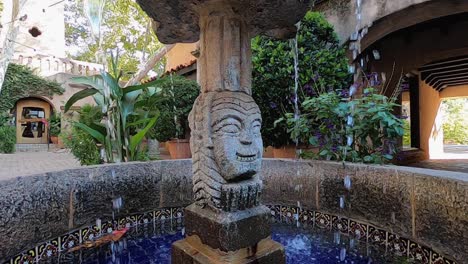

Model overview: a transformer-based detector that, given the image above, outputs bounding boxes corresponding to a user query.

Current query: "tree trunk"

[124,44,175,87]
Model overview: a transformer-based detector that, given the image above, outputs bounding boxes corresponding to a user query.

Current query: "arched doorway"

[14,98,53,144]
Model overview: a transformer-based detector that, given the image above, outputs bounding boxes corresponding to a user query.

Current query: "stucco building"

[2,0,101,148]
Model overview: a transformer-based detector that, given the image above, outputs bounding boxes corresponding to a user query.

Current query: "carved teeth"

[236,154,257,162]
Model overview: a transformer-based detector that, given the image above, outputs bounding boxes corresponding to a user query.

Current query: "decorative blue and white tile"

[12,249,36,264]
[154,208,171,221]
[81,225,100,242]
[387,233,409,257]
[280,206,298,222]
[119,215,138,228]
[408,241,430,264]
[431,252,457,264]
[298,209,314,226]
[349,220,367,241]
[101,220,115,234]
[60,230,81,251]
[331,215,349,234]
[171,207,184,219]
[37,238,60,261]
[367,225,387,248]
[269,205,281,219]
[138,211,155,225]
[314,212,331,229]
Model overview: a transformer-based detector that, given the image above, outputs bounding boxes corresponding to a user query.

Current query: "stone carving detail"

[189,91,263,211]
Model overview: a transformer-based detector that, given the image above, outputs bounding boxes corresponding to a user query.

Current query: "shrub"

[149,75,199,141]
[61,104,102,165]
[0,126,16,154]
[252,11,350,147]
[62,129,102,165]
[286,88,404,164]
[48,113,61,136]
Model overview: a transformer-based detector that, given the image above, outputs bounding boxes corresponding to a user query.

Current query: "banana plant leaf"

[74,122,106,143]
[70,75,105,91]
[129,114,159,159]
[64,88,99,112]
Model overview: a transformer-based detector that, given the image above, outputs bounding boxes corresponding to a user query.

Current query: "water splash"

[339,196,345,209]
[334,232,341,244]
[286,234,312,253]
[340,247,347,261]
[344,175,352,190]
[112,197,123,211]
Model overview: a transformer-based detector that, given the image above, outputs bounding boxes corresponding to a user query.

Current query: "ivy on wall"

[0,63,64,112]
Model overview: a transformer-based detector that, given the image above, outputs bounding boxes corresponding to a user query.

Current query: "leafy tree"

[442,98,468,145]
[65,0,165,79]
[252,11,350,148]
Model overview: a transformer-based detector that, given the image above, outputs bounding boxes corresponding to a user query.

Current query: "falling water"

[290,22,301,158]
[164,46,181,150]
[83,0,106,68]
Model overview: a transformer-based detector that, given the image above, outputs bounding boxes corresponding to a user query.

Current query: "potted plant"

[48,113,61,144]
[152,75,199,159]
[251,11,350,158]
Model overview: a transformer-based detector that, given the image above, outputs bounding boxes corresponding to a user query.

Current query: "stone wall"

[0,159,467,262]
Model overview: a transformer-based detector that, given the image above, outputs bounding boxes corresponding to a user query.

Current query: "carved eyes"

[221,123,241,134]
[252,121,261,135]
[216,118,261,135]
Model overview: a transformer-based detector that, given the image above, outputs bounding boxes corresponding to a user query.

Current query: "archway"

[14,97,54,144]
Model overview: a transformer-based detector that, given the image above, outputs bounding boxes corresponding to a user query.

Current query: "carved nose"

[240,134,252,145]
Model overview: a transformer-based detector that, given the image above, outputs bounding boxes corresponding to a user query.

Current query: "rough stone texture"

[160,160,193,208]
[1,160,467,262]
[189,92,263,211]
[136,0,312,44]
[261,159,317,209]
[413,174,468,261]
[184,204,271,252]
[172,235,285,264]
[0,161,176,260]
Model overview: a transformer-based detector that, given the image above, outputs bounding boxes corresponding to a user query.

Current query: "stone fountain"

[136,1,312,263]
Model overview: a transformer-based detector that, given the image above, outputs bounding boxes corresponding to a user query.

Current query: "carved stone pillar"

[171,3,285,263]
[135,0,312,263]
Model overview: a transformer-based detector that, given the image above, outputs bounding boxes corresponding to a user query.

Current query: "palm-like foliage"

[64,55,163,162]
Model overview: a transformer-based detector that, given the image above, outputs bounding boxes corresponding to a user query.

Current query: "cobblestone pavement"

[0,150,81,180]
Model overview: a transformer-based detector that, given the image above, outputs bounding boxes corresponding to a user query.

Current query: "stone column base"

[172,235,285,264]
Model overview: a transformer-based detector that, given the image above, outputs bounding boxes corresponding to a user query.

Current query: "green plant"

[48,113,61,136]
[402,119,411,147]
[442,98,468,145]
[148,75,199,141]
[62,130,102,165]
[61,104,102,165]
[64,54,162,162]
[252,11,350,148]
[0,112,15,154]
[0,64,63,113]
[286,88,404,164]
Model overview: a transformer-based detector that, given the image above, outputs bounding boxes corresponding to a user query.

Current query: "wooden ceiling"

[420,56,468,91]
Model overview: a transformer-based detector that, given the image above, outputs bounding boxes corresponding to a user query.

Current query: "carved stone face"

[210,93,263,181]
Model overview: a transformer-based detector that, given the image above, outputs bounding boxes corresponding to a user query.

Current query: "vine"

[0,63,64,112]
